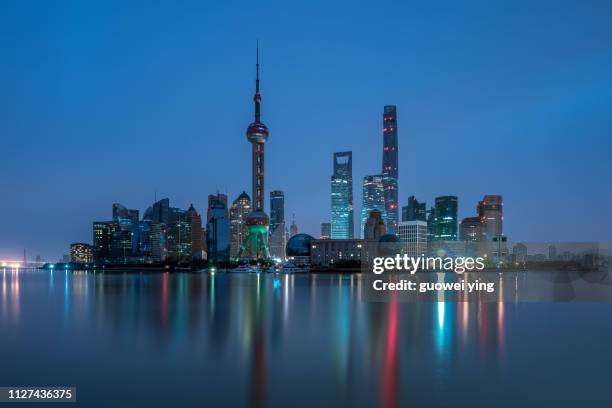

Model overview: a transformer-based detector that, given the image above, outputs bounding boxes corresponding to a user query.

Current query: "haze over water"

[1,269,611,407]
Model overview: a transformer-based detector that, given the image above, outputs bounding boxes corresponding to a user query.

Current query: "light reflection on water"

[0,269,611,407]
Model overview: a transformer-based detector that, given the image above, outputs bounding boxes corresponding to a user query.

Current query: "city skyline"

[2,1,612,260]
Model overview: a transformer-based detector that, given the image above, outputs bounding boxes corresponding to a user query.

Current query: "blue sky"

[1,0,612,260]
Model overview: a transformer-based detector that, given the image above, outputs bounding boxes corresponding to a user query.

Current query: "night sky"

[2,0,612,260]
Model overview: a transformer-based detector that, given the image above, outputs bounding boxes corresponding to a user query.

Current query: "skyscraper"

[331,151,354,239]
[320,223,331,239]
[143,198,170,225]
[239,45,272,261]
[402,195,426,222]
[269,191,286,259]
[230,191,251,259]
[459,216,484,242]
[432,196,458,241]
[269,190,285,233]
[111,203,138,263]
[167,207,192,263]
[93,221,114,263]
[382,105,399,234]
[478,195,503,241]
[361,175,385,238]
[187,204,203,259]
[207,193,230,263]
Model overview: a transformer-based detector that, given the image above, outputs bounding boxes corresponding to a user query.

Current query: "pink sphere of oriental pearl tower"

[239,44,272,261]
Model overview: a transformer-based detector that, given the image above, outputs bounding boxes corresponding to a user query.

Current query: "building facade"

[459,216,484,242]
[432,196,458,241]
[187,204,203,260]
[364,209,386,240]
[381,105,399,234]
[70,243,93,263]
[402,195,426,222]
[320,223,331,239]
[229,192,251,259]
[310,239,374,267]
[478,195,503,240]
[398,221,428,257]
[93,221,114,263]
[360,175,385,238]
[207,193,230,263]
[331,151,354,239]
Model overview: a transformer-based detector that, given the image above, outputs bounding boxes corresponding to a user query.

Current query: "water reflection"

[0,270,514,407]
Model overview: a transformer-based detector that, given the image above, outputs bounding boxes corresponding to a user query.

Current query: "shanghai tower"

[382,105,398,234]
[237,45,271,261]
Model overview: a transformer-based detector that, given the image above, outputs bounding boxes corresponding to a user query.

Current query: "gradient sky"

[1,0,612,260]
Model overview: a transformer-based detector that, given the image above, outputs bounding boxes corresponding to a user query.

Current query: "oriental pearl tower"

[237,45,271,261]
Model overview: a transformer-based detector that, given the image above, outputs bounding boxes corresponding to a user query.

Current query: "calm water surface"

[1,269,611,407]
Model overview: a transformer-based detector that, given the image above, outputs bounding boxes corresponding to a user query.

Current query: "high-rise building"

[167,207,192,263]
[112,203,139,225]
[111,203,138,263]
[70,243,93,263]
[459,216,484,242]
[187,204,204,260]
[269,190,286,259]
[398,221,428,257]
[382,105,399,234]
[143,198,170,225]
[426,206,435,242]
[93,221,114,263]
[230,191,251,259]
[320,223,331,239]
[270,190,285,233]
[432,196,458,241]
[331,151,354,239]
[207,193,230,263]
[361,175,386,238]
[402,196,426,222]
[478,195,503,240]
[364,210,386,240]
[238,45,272,261]
[135,219,167,262]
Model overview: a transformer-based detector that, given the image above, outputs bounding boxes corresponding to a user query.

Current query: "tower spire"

[254,40,261,123]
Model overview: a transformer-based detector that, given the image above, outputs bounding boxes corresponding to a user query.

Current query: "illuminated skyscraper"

[360,175,385,238]
[238,45,271,261]
[478,195,503,240]
[207,193,230,263]
[331,151,354,239]
[432,195,458,241]
[229,191,251,258]
[382,105,399,234]
[269,190,284,233]
[269,191,286,259]
[167,207,192,263]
